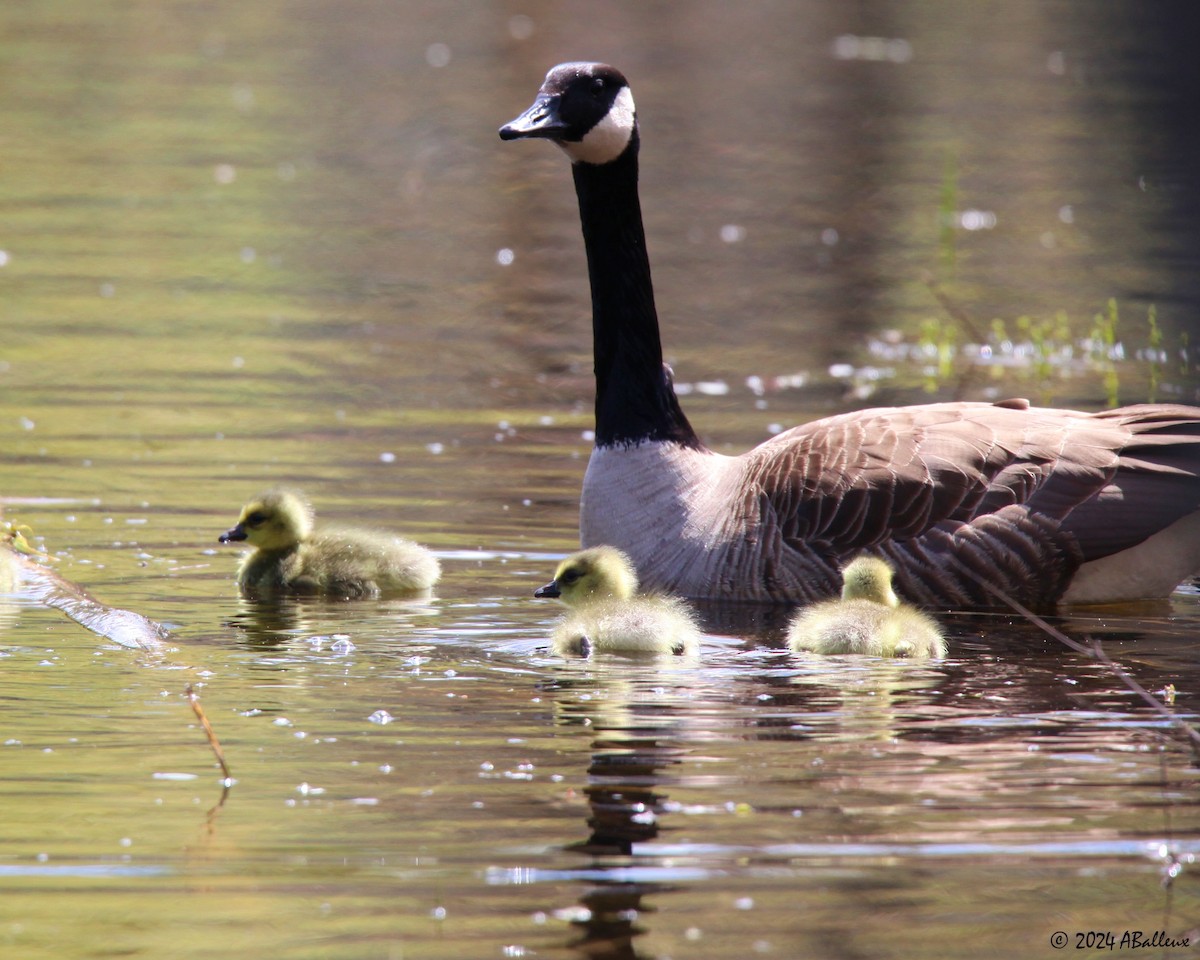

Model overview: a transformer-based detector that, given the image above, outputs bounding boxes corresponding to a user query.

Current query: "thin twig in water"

[964,574,1200,758]
[922,274,988,343]
[185,683,233,782]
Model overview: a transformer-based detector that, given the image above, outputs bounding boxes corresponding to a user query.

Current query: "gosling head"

[218,489,314,552]
[499,61,636,166]
[839,556,901,607]
[534,546,640,606]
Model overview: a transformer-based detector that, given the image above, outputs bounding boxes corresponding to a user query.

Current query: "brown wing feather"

[742,401,1200,606]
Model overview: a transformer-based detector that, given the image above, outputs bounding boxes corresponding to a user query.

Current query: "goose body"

[501,62,1200,609]
[218,489,440,599]
[534,545,701,656]
[787,556,946,658]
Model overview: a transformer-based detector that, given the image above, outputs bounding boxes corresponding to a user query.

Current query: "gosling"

[534,546,701,657]
[787,556,946,658]
[218,488,440,599]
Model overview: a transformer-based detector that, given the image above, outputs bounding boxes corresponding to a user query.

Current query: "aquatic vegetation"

[863,292,1191,407]
[3,520,52,561]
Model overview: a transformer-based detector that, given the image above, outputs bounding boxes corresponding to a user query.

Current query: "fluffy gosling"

[534,546,701,657]
[787,556,946,658]
[218,488,440,599]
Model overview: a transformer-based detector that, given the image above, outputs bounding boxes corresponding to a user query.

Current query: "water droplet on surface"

[508,15,534,40]
[425,43,451,68]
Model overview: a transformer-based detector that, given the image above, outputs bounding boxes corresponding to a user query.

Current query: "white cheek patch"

[562,86,636,165]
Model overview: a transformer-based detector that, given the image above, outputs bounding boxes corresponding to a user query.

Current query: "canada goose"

[787,556,946,658]
[534,545,701,656]
[218,489,440,599]
[500,62,1200,609]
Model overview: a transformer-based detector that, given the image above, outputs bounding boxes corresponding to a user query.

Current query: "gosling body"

[219,489,439,599]
[535,546,700,657]
[788,556,946,658]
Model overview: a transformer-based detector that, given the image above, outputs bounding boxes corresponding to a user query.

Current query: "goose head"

[499,61,636,166]
[840,556,901,607]
[534,546,640,605]
[219,489,314,551]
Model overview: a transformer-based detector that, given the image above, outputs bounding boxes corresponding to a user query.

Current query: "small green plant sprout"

[917,316,957,389]
[937,151,959,276]
[1088,298,1122,406]
[2,521,51,561]
[1142,305,1163,402]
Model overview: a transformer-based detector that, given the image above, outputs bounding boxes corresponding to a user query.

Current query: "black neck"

[571,133,702,450]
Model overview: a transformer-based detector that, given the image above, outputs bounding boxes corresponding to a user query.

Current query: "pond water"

[4,1,1200,957]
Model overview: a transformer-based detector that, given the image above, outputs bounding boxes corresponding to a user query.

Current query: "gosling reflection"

[544,667,702,959]
[566,883,659,960]
[223,594,437,648]
[222,596,313,647]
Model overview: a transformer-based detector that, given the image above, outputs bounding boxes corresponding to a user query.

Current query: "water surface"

[3,2,1200,957]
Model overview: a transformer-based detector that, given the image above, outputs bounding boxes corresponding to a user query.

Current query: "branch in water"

[962,570,1200,758]
[186,683,233,784]
[6,548,168,651]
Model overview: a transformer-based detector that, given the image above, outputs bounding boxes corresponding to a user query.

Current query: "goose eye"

[561,569,581,584]
[245,511,267,526]
[591,77,605,95]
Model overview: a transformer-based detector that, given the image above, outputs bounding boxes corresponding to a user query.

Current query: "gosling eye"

[560,568,582,585]
[244,511,267,527]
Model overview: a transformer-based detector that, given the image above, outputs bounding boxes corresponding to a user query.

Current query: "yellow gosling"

[218,488,439,599]
[787,556,946,658]
[534,546,700,657]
